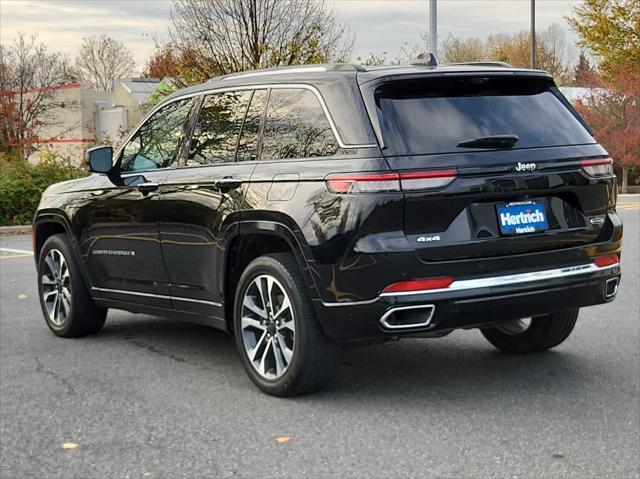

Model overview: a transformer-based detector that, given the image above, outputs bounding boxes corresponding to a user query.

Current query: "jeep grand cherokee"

[33,62,622,396]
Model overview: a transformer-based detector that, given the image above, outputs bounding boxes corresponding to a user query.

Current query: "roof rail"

[448,61,513,68]
[214,63,365,82]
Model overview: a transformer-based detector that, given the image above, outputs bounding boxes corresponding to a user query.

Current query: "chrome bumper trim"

[380,262,620,297]
[321,261,620,306]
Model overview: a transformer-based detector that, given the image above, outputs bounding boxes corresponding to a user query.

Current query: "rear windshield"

[375,76,594,156]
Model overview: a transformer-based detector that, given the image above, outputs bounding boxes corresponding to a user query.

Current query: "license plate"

[497,201,548,235]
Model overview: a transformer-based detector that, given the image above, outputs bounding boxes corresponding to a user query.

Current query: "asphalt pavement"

[1,197,638,479]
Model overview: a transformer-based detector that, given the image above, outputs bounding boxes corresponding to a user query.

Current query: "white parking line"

[0,247,33,255]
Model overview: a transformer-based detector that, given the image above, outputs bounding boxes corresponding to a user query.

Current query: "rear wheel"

[480,309,579,353]
[37,234,107,337]
[234,253,338,396]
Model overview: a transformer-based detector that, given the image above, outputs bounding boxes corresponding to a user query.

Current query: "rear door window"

[375,76,595,157]
[237,89,268,162]
[261,89,339,160]
[187,90,251,166]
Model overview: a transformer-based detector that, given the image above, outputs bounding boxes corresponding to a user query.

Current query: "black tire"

[233,253,338,396]
[37,234,107,337]
[480,309,579,354]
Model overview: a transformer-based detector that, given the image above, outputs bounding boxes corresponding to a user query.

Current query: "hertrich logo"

[499,207,546,234]
[515,162,536,172]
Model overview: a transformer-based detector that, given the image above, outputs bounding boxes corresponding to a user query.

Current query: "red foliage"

[143,44,182,80]
[574,63,640,168]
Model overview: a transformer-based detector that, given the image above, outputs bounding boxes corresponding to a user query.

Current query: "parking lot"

[1,196,638,478]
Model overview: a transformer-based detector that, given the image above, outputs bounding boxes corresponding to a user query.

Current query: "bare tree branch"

[75,35,136,91]
[1,33,75,158]
[167,0,353,82]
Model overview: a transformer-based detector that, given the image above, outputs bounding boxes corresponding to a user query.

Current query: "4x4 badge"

[417,235,441,242]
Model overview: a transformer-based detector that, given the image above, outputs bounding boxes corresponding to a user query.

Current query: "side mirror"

[86,146,113,174]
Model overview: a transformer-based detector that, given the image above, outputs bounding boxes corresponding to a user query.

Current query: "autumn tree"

[0,33,75,158]
[574,65,640,191]
[75,35,135,91]
[167,0,353,83]
[487,25,571,83]
[569,0,640,78]
[143,42,218,86]
[440,35,485,63]
[436,26,571,84]
[573,51,595,86]
[143,43,182,79]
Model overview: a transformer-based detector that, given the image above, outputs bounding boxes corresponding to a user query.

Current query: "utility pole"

[429,0,438,59]
[530,0,536,68]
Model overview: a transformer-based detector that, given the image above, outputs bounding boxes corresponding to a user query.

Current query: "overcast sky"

[0,0,583,72]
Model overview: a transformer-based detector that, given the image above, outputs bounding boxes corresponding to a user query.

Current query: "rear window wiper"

[457,134,519,149]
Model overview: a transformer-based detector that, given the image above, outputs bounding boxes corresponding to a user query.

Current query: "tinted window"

[237,90,267,162]
[121,98,195,172]
[187,91,251,166]
[261,89,338,160]
[376,76,595,156]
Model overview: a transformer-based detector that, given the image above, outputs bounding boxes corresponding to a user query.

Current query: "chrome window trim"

[114,83,376,160]
[91,287,222,308]
[221,67,328,80]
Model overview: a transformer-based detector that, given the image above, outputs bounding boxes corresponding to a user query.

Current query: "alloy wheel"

[240,274,295,380]
[41,249,72,327]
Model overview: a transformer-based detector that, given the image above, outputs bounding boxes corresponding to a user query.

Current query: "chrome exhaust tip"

[379,305,435,330]
[605,277,619,298]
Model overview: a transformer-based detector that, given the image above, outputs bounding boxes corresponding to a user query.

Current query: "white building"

[25,78,161,164]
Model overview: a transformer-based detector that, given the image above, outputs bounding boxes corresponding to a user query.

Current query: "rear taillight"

[593,253,619,268]
[325,169,457,194]
[399,169,458,191]
[381,276,454,294]
[325,172,400,194]
[581,158,613,176]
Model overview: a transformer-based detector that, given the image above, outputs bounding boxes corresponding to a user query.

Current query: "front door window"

[120,98,196,172]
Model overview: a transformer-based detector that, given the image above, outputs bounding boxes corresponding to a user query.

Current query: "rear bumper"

[313,261,621,341]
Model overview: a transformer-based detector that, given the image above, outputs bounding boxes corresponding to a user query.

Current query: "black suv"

[34,63,622,396]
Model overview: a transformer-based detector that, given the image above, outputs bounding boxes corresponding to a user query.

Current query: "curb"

[0,225,32,235]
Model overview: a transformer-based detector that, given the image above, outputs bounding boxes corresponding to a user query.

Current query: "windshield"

[374,76,595,156]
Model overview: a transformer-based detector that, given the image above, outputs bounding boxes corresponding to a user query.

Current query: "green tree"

[568,0,640,78]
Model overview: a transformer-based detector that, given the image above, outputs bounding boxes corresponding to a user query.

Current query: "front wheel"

[234,253,338,396]
[37,234,107,337]
[480,309,579,354]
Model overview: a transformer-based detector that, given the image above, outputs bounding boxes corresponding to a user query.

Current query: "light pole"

[530,0,536,68]
[429,0,438,59]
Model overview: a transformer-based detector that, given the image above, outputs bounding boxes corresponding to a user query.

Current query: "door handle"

[137,182,160,194]
[214,177,242,190]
